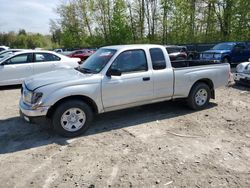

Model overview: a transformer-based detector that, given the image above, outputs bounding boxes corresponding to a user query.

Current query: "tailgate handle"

[143,77,150,81]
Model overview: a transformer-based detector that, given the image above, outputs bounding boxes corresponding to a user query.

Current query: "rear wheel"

[187,83,211,110]
[52,100,93,137]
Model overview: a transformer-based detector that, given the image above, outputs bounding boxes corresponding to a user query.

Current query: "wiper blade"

[78,67,97,74]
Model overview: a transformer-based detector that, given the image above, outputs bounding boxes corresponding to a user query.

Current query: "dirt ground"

[0,83,250,188]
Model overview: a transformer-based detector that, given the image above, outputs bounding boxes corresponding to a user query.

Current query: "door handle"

[143,77,150,81]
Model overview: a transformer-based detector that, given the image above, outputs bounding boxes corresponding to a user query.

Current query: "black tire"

[52,100,93,137]
[187,83,211,110]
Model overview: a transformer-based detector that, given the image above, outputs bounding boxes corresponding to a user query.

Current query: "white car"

[0,45,9,52]
[0,49,28,60]
[234,60,250,86]
[0,50,80,86]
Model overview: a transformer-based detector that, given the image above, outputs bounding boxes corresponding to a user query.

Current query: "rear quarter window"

[150,48,166,70]
[35,53,61,62]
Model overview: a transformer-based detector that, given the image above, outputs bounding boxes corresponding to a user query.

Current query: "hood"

[202,49,231,54]
[25,69,95,91]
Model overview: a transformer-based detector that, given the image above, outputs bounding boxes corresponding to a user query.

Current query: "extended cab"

[19,45,230,137]
[200,42,250,64]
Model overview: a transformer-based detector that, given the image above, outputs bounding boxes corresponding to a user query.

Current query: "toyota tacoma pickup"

[19,45,230,137]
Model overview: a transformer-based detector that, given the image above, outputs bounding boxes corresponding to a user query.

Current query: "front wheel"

[52,100,93,137]
[187,83,211,110]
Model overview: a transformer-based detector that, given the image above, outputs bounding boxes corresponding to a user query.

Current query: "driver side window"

[111,50,148,73]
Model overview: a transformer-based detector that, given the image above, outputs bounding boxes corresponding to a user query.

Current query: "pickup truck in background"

[200,42,250,64]
[19,44,230,137]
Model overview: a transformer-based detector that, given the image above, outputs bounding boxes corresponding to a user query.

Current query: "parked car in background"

[19,44,230,137]
[67,49,95,62]
[0,45,9,52]
[0,50,80,86]
[200,42,250,64]
[234,60,250,86]
[0,49,28,60]
[165,45,188,61]
[54,48,63,53]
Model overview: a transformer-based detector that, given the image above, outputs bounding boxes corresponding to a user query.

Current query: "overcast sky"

[0,0,61,34]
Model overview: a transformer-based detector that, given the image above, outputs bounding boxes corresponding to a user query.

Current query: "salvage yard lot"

[0,85,250,187]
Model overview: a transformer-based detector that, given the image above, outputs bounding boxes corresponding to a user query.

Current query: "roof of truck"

[102,44,164,50]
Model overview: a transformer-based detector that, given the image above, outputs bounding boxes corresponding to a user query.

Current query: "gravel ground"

[0,84,250,188]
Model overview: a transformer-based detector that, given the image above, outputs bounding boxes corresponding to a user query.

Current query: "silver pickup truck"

[19,44,230,137]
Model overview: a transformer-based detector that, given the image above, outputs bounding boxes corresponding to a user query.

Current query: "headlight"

[236,64,244,73]
[31,92,43,104]
[214,53,222,59]
[23,87,43,106]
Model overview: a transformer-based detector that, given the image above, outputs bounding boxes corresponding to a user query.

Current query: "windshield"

[0,51,14,59]
[0,51,15,61]
[79,48,117,73]
[212,43,235,50]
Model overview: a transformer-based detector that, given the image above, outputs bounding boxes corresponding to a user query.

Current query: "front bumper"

[19,100,50,117]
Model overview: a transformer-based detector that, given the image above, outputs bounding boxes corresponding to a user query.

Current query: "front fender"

[40,83,103,113]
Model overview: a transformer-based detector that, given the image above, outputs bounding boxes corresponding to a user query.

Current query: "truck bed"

[171,60,230,99]
[171,60,221,68]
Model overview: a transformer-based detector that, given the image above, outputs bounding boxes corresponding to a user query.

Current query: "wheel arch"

[47,95,99,118]
[190,79,215,99]
[222,55,231,63]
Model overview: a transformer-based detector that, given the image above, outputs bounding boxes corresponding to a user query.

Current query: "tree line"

[0,29,54,49]
[50,0,250,48]
[1,0,249,49]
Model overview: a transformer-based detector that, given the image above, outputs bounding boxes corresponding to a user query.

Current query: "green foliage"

[3,0,249,49]
[0,31,53,49]
[110,0,132,44]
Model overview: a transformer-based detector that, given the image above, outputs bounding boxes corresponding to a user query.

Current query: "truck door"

[232,44,248,63]
[102,49,153,109]
[149,48,174,99]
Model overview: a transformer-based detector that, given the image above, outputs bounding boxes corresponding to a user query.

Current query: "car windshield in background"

[212,43,235,50]
[79,49,116,73]
[0,51,14,59]
[166,48,181,54]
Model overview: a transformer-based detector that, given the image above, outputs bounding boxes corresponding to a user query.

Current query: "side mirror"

[106,69,122,77]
